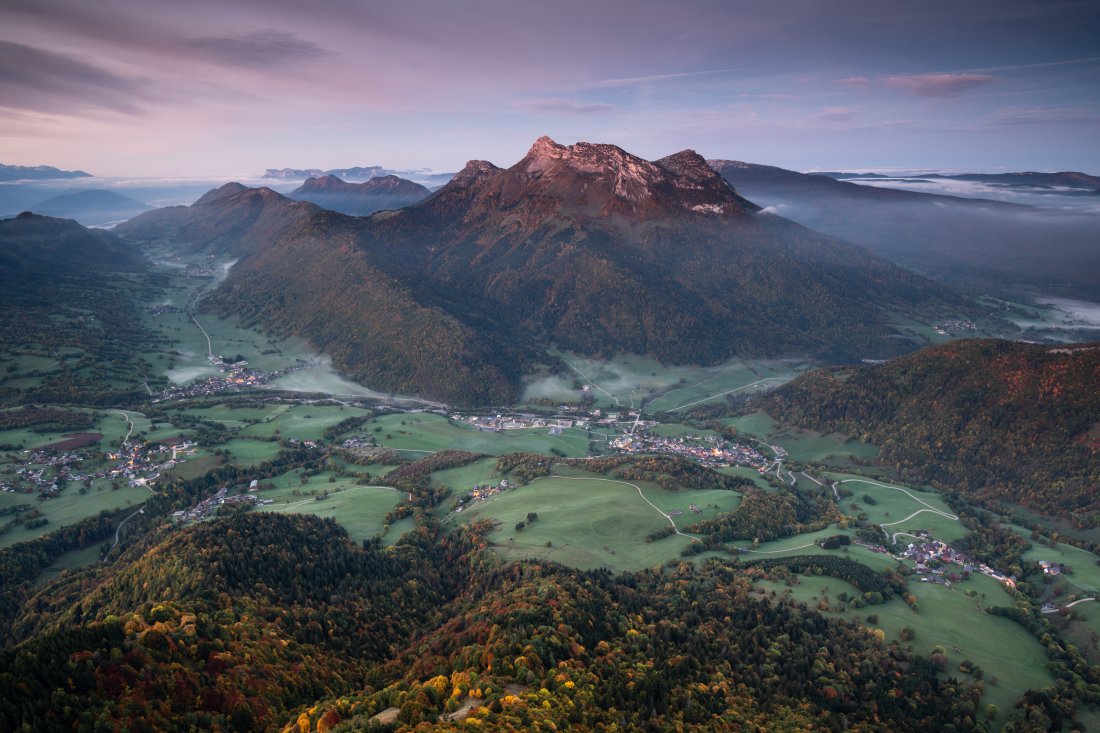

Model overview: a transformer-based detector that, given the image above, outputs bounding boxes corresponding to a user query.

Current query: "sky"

[1,0,1098,177]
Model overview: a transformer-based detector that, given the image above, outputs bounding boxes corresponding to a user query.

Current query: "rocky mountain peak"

[450,160,503,188]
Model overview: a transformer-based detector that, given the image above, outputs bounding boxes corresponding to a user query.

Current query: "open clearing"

[360,413,614,458]
[753,572,1052,725]
[522,354,800,412]
[249,469,403,543]
[449,475,739,572]
[726,412,880,467]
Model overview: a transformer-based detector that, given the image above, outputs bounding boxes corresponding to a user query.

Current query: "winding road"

[107,504,145,560]
[837,478,959,544]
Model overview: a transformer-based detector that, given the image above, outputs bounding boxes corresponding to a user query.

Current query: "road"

[668,377,790,412]
[837,478,959,543]
[111,409,136,442]
[107,504,145,559]
[1043,597,1096,614]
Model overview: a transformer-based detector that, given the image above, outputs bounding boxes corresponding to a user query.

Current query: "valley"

[2,148,1098,732]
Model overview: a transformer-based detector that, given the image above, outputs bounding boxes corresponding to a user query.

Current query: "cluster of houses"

[153,358,303,402]
[934,319,979,335]
[453,479,511,512]
[170,484,273,522]
[459,413,593,432]
[3,448,87,497]
[2,437,199,497]
[902,538,1018,589]
[610,432,766,469]
[148,304,183,318]
[105,438,198,488]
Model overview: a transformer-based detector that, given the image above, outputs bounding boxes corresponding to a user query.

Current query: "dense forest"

[759,339,1100,524]
[2,511,1005,733]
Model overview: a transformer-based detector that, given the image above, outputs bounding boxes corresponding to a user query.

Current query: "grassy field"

[827,474,966,544]
[726,412,880,467]
[249,468,403,543]
[522,353,802,412]
[753,572,1052,726]
[447,475,740,572]
[0,481,149,548]
[359,413,609,458]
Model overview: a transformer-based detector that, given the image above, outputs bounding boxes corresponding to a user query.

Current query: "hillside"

[119,136,964,406]
[709,160,1100,297]
[0,211,144,283]
[0,213,156,404]
[22,189,151,226]
[0,511,991,733]
[758,339,1100,523]
[288,174,430,215]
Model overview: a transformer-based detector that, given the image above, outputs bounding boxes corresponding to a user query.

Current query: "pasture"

[448,475,740,572]
[753,572,1052,726]
[360,413,607,458]
[521,353,800,412]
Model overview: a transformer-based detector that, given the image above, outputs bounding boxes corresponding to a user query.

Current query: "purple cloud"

[187,29,326,67]
[884,73,996,97]
[517,98,617,116]
[0,40,147,115]
[834,76,869,87]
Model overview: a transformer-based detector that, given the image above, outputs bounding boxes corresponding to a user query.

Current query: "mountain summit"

[288,174,430,215]
[449,136,759,224]
[118,137,963,405]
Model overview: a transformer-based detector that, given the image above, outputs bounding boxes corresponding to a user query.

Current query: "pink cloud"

[883,73,996,97]
[834,76,869,87]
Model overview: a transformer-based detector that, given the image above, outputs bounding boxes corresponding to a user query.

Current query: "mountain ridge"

[118,137,966,405]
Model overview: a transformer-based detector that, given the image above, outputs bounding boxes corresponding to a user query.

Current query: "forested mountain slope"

[759,339,1100,523]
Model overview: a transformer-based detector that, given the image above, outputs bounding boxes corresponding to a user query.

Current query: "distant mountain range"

[812,170,1100,191]
[13,189,151,227]
[709,159,1100,297]
[117,136,962,405]
[262,165,454,188]
[287,175,430,216]
[0,164,91,182]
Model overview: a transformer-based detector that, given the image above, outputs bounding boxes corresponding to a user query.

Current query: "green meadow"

[753,572,1052,726]
[448,474,740,572]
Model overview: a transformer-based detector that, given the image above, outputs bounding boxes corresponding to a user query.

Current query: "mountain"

[288,174,430,215]
[263,165,455,187]
[710,160,1100,298]
[21,189,151,226]
[758,339,1100,523]
[708,159,1022,207]
[0,211,144,280]
[119,136,963,406]
[0,164,91,181]
[0,213,152,404]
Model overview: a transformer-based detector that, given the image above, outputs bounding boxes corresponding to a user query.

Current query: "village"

[152,356,305,402]
[610,431,767,469]
[1,436,198,498]
[170,482,273,523]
